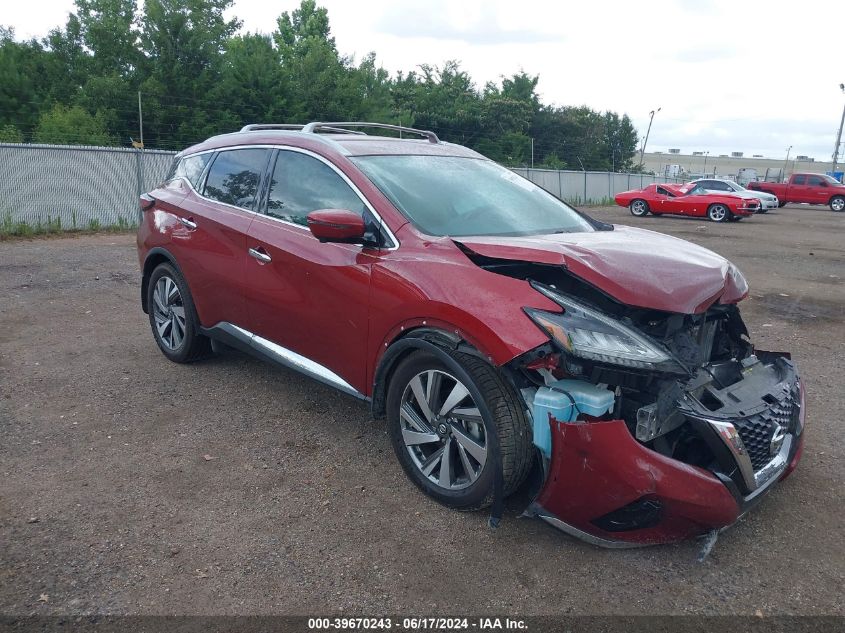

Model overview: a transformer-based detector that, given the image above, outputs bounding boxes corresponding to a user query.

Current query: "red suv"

[137,122,805,546]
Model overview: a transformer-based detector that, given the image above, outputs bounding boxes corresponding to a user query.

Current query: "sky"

[5,0,845,160]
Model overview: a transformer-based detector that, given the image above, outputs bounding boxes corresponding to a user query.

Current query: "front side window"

[807,176,824,186]
[353,155,593,237]
[203,149,269,209]
[266,151,365,226]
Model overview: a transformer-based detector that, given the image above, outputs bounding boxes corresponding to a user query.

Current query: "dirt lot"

[1,205,843,616]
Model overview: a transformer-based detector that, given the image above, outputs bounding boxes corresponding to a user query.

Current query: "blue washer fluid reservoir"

[531,379,615,458]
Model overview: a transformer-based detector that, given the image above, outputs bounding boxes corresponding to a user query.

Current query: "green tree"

[139,0,241,147]
[75,0,141,77]
[0,124,24,142]
[34,104,114,145]
[211,32,286,129]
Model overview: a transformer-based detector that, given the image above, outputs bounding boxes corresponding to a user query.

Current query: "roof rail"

[301,122,440,144]
[240,123,304,132]
[239,123,367,135]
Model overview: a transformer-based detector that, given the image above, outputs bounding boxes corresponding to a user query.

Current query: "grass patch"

[0,212,137,240]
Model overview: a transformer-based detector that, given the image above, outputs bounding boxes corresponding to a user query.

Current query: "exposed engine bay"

[469,255,802,497]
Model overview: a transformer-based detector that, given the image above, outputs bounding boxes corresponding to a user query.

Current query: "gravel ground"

[0,205,843,616]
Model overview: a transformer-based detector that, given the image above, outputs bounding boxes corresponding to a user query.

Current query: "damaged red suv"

[137,122,805,546]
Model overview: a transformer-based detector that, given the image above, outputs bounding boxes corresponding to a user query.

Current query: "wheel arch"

[141,247,184,314]
[371,326,490,420]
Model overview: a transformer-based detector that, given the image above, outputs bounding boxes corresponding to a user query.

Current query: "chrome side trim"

[707,419,758,491]
[207,322,366,400]
[175,144,399,250]
[535,513,650,549]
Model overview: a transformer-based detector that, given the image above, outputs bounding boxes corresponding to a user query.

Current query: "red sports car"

[137,122,804,547]
[615,183,761,222]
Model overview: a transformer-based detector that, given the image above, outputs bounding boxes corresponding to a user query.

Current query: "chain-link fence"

[1,143,687,233]
[511,168,685,205]
[0,143,175,231]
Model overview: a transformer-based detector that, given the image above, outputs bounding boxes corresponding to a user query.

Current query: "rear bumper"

[530,376,805,546]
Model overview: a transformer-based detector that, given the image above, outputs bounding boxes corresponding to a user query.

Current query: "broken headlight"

[524,285,676,370]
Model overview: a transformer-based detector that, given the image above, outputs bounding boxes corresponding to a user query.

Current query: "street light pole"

[638,107,661,169]
[832,83,845,177]
[782,145,792,182]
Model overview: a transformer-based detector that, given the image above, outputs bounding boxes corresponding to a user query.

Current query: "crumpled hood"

[455,225,748,313]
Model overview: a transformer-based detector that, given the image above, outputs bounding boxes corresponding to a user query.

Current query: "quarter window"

[203,149,269,209]
[266,151,365,226]
[170,153,211,188]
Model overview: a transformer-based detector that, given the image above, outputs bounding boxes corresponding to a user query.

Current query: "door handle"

[248,247,272,264]
[178,216,197,230]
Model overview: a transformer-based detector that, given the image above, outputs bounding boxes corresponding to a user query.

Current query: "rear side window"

[265,151,365,226]
[203,149,269,209]
[793,175,806,185]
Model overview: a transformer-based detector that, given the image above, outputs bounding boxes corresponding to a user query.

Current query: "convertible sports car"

[137,122,804,547]
[615,183,762,222]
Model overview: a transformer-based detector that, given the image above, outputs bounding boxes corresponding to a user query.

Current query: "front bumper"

[529,360,805,546]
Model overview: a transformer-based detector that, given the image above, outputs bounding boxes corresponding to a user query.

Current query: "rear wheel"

[386,350,532,511]
[778,201,787,208]
[629,199,649,217]
[830,196,845,212]
[707,204,730,223]
[147,263,211,363]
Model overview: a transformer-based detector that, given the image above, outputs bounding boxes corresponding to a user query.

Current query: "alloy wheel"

[152,276,187,350]
[630,200,647,216]
[831,197,845,212]
[709,204,728,222]
[399,369,487,491]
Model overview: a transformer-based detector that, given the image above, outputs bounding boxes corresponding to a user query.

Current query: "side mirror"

[306,209,366,244]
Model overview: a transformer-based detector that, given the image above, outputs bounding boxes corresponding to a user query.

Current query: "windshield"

[351,155,595,237]
[725,180,744,191]
[822,174,842,185]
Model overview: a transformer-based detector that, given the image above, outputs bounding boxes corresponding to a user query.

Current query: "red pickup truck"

[747,173,845,212]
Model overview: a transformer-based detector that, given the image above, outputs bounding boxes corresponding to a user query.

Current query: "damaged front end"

[501,272,805,546]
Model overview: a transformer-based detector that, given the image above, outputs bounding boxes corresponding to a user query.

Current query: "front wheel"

[830,196,845,212]
[386,350,533,511]
[707,204,730,223]
[629,199,649,217]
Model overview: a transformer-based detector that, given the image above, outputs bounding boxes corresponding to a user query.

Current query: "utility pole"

[832,83,845,177]
[138,91,144,148]
[638,107,661,169]
[782,145,792,182]
[531,137,534,169]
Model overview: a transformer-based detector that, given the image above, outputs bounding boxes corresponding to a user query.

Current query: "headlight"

[525,284,678,370]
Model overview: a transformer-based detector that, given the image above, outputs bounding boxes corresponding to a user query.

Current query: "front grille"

[734,397,794,470]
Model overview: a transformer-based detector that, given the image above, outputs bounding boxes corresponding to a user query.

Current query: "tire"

[778,202,787,208]
[386,349,533,511]
[629,199,649,217]
[830,196,845,212]
[147,262,211,363]
[707,204,730,223]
